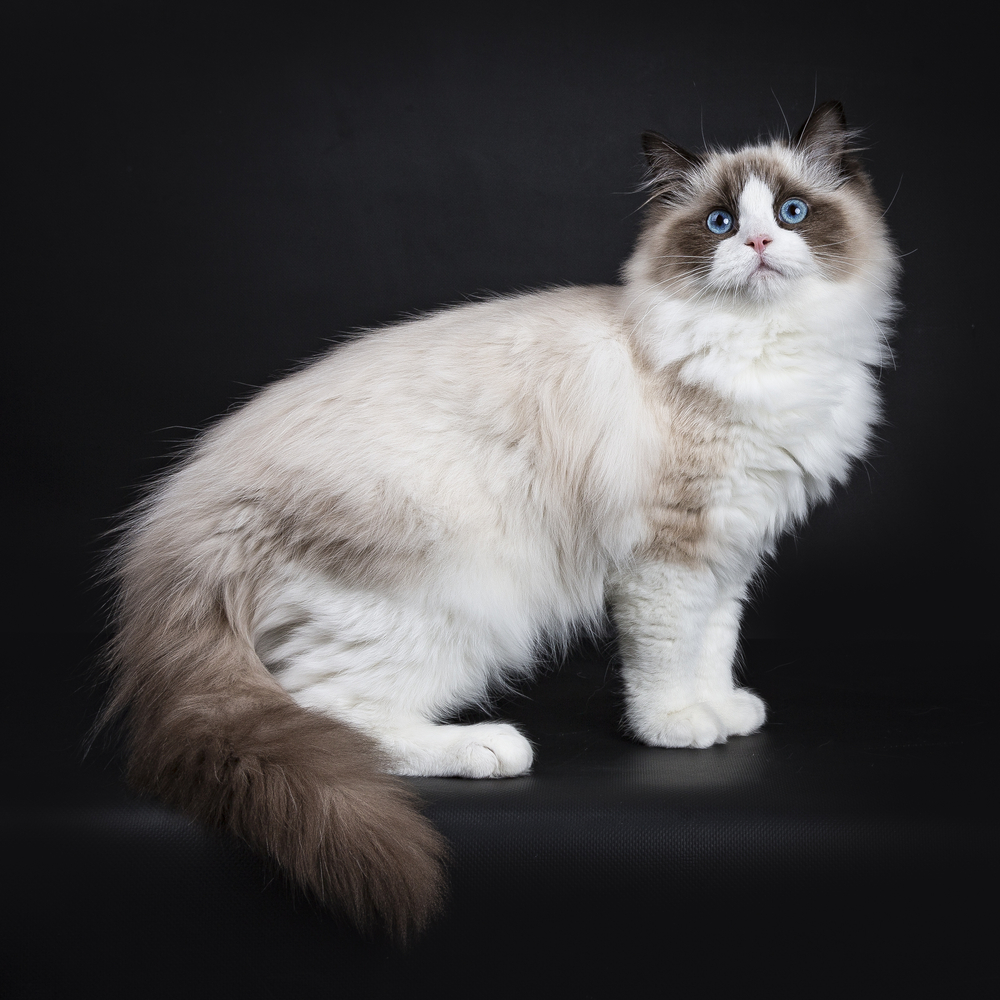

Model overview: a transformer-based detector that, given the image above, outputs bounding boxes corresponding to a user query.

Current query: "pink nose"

[746,234,773,255]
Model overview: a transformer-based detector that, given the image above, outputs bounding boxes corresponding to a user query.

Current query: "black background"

[5,3,994,997]
[8,4,990,651]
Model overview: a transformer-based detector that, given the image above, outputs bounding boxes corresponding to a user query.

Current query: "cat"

[101,101,899,940]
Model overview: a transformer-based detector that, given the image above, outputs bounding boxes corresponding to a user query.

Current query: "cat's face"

[636,102,889,305]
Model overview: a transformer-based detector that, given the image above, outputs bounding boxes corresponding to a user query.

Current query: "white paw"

[718,687,768,735]
[445,722,535,778]
[632,688,766,749]
[388,722,534,778]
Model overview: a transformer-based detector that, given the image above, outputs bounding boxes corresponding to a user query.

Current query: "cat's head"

[629,101,897,306]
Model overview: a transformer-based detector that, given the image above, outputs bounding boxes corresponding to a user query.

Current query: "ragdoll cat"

[103,101,899,939]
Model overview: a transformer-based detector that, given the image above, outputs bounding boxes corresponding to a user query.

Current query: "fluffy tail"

[100,596,447,942]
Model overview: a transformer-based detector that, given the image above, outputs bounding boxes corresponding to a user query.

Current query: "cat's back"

[156,284,649,515]
[265,282,627,410]
[197,285,630,459]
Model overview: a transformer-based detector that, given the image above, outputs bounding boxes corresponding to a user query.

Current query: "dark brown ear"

[793,101,862,180]
[794,100,847,155]
[641,131,702,202]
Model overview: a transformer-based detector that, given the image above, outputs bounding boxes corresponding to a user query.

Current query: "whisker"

[880,174,903,219]
[772,88,792,143]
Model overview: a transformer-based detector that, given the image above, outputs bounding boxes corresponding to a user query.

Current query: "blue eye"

[706,209,733,235]
[779,198,808,224]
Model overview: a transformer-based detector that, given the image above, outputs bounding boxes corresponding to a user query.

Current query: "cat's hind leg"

[294,690,535,779]
[255,583,535,778]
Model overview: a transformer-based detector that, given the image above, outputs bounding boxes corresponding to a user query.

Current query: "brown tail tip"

[126,694,449,942]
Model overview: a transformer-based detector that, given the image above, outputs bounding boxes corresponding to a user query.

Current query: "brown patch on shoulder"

[630,355,732,566]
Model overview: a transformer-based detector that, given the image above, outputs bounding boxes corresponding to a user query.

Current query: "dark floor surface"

[2,632,992,998]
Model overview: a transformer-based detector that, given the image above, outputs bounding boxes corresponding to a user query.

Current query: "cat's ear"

[793,101,862,182]
[641,131,702,203]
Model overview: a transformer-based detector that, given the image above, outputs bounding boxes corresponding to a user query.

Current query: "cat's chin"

[701,270,799,307]
[745,268,793,300]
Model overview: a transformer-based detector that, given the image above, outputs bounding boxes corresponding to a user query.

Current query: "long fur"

[101,101,899,938]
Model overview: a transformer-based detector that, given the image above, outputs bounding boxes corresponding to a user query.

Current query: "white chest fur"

[630,284,885,570]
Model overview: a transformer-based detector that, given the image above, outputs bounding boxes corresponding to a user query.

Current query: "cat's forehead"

[696,143,817,202]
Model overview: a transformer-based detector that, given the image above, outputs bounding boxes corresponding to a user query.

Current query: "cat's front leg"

[609,560,766,748]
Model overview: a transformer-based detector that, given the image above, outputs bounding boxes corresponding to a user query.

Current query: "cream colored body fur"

[147,232,891,770]
[108,102,898,933]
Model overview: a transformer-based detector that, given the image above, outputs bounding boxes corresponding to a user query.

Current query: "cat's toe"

[636,703,726,748]
[632,689,766,749]
[389,721,533,778]
[456,723,534,778]
[716,687,767,735]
